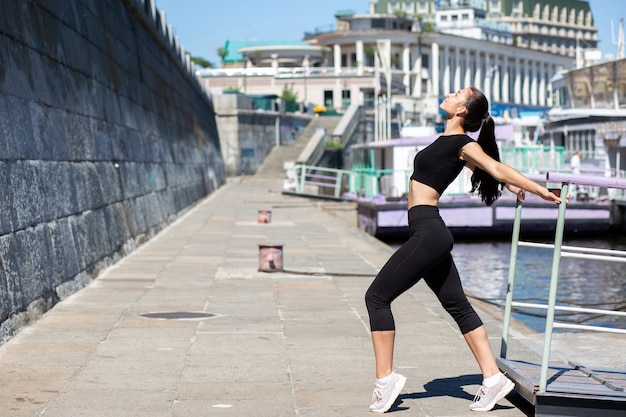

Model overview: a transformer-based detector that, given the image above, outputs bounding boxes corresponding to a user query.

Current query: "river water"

[387,235,626,333]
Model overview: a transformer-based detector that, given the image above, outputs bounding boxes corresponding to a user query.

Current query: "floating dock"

[497,359,626,416]
[498,173,626,417]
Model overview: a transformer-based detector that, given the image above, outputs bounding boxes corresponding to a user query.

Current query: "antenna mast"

[618,18,624,60]
[611,18,625,60]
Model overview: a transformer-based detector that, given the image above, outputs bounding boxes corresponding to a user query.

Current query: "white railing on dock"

[290,163,410,200]
[500,172,626,393]
[292,164,356,199]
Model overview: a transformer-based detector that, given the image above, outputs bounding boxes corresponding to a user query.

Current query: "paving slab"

[1,174,620,417]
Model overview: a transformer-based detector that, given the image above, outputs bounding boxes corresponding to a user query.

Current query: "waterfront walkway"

[1,148,624,417]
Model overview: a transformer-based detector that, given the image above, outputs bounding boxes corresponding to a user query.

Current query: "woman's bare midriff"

[408,179,440,208]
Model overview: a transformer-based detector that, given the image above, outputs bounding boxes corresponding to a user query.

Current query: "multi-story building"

[370,0,437,21]
[370,0,598,59]
[197,1,592,129]
[541,57,626,175]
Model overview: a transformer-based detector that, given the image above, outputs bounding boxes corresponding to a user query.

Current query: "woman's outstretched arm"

[461,142,561,204]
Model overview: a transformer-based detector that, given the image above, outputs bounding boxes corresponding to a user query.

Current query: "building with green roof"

[220,40,312,66]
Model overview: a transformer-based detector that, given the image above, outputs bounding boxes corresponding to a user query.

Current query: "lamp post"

[303,55,309,109]
[485,64,497,116]
[242,53,248,94]
[376,39,392,141]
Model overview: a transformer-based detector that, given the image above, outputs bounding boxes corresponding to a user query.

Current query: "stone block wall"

[213,94,311,175]
[0,0,225,343]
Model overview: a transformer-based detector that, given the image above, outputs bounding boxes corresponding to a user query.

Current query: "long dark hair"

[462,87,502,206]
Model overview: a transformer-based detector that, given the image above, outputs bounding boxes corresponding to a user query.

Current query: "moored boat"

[347,124,612,239]
[357,192,612,240]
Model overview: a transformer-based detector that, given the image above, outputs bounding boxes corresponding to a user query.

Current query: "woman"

[364,87,561,413]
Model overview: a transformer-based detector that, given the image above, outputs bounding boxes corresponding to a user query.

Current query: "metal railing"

[500,172,626,393]
[296,128,328,167]
[291,164,414,200]
[500,146,565,174]
[331,103,362,148]
[293,164,356,199]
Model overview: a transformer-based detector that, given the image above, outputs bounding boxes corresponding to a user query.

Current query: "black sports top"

[410,134,474,194]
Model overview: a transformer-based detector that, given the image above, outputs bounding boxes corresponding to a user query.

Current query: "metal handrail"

[511,301,626,318]
[500,172,626,393]
[293,164,356,199]
[518,241,626,262]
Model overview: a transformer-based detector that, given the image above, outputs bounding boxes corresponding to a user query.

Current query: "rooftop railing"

[196,66,380,78]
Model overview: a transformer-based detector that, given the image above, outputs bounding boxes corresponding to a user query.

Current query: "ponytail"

[463,87,503,206]
[469,115,502,206]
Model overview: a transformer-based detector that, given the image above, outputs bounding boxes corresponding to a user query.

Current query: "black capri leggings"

[365,205,483,334]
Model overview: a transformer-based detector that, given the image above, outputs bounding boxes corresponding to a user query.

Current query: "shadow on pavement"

[386,374,534,416]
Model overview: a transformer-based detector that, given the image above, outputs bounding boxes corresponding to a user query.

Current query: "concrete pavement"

[1,166,623,416]
[0,171,526,417]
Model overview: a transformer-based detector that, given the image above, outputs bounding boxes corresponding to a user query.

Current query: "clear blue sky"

[155,0,622,66]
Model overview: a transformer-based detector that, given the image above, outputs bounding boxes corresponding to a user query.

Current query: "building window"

[405,2,412,10]
[342,90,351,108]
[441,15,448,21]
[462,13,469,20]
[372,19,385,29]
[240,148,254,157]
[363,90,375,108]
[324,90,333,108]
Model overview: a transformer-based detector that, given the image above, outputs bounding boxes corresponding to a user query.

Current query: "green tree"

[422,21,435,32]
[324,140,344,151]
[320,46,331,65]
[391,54,400,69]
[191,56,214,68]
[392,9,407,18]
[217,47,229,62]
[280,83,298,103]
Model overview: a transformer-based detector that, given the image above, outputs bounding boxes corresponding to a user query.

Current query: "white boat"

[347,126,612,239]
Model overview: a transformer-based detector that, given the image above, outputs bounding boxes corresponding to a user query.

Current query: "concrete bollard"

[258,210,272,223]
[258,244,283,272]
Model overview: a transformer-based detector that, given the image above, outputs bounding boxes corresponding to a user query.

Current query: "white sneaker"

[369,372,407,413]
[469,373,515,412]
